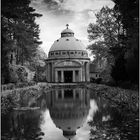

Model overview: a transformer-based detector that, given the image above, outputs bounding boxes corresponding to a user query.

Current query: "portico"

[55,68,82,83]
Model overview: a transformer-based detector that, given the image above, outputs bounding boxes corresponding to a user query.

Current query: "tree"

[87,6,124,61]
[87,6,127,83]
[112,0,139,84]
[2,0,42,64]
[2,0,42,83]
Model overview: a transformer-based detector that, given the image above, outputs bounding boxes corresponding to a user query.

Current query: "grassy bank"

[87,83,138,111]
[1,82,51,116]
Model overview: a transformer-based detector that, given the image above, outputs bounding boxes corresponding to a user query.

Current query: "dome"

[49,24,86,52]
[49,37,86,52]
[61,28,74,34]
[49,106,89,133]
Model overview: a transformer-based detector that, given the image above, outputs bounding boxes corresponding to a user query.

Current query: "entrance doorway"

[64,71,73,83]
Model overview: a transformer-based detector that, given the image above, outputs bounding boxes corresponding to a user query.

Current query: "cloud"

[31,0,115,56]
[42,0,114,12]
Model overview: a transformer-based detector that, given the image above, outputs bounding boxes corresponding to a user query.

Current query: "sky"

[31,0,114,57]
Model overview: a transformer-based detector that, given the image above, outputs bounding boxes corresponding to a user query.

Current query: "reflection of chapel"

[46,24,90,83]
[47,88,90,139]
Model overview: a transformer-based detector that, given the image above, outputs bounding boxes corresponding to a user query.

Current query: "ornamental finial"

[66,24,69,29]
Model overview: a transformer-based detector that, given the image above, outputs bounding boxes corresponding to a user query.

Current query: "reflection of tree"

[89,96,139,140]
[89,98,120,139]
[2,112,13,140]
[2,110,44,140]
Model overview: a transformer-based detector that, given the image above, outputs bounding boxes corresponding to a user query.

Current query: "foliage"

[89,106,138,140]
[2,0,42,84]
[2,109,44,140]
[87,6,127,83]
[1,96,16,116]
[112,0,139,84]
[111,55,128,83]
[87,6,123,61]
[90,78,102,84]
[8,65,29,83]
[1,83,49,139]
[87,3,138,84]
[34,66,46,82]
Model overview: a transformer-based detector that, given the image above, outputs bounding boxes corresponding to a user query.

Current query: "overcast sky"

[31,0,114,56]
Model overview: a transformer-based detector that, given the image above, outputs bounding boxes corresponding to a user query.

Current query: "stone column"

[79,69,82,82]
[73,70,75,82]
[82,64,85,81]
[73,89,76,99]
[52,62,54,82]
[86,62,90,82]
[48,63,51,82]
[61,70,64,82]
[55,70,58,82]
[62,89,64,99]
[80,89,83,100]
[56,90,58,99]
[85,62,87,81]
[46,63,48,81]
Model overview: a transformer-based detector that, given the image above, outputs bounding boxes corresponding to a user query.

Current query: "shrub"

[90,78,95,83]
[1,96,15,116]
[95,78,102,84]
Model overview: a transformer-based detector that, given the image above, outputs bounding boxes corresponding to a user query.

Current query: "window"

[70,52,74,54]
[62,52,66,55]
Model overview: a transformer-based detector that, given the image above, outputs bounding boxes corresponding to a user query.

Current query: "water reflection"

[38,87,90,140]
[89,92,139,140]
[48,88,90,139]
[2,108,44,140]
[2,87,137,140]
[2,87,91,140]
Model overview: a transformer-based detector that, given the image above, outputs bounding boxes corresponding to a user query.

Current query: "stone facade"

[46,25,90,83]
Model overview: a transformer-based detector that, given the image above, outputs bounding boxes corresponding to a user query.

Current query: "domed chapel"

[46,24,90,83]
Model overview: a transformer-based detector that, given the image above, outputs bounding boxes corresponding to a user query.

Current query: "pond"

[1,86,139,140]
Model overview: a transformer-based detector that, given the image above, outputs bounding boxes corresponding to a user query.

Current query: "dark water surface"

[2,86,138,140]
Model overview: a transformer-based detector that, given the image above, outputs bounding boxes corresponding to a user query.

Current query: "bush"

[95,78,102,84]
[105,80,117,87]
[1,96,15,116]
[9,65,28,83]
[90,78,95,83]
[119,81,133,89]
